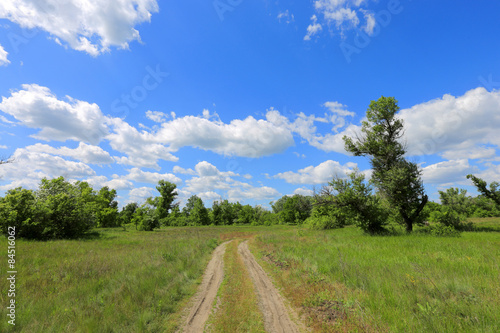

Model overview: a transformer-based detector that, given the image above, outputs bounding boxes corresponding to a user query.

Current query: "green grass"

[0,227,227,332]
[252,224,500,332]
[208,239,265,332]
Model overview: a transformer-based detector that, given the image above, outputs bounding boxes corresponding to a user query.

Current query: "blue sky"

[0,0,499,208]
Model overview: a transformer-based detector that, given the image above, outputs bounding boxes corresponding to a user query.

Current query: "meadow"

[0,220,498,332]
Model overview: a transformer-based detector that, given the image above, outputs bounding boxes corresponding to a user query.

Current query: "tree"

[183,195,210,225]
[132,203,159,231]
[272,194,312,224]
[438,188,472,216]
[155,180,178,220]
[119,202,138,225]
[343,96,428,232]
[94,186,119,227]
[0,188,40,238]
[467,174,500,205]
[34,177,95,239]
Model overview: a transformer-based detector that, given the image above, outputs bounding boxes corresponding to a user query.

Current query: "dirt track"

[181,239,302,332]
[182,241,229,332]
[238,241,302,333]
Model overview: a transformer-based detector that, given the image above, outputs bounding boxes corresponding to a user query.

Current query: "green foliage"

[182,195,210,226]
[467,174,500,205]
[155,180,178,219]
[119,202,138,225]
[428,223,462,237]
[430,207,474,231]
[343,97,428,232]
[132,204,159,231]
[272,194,312,224]
[0,187,40,238]
[305,215,344,230]
[327,170,388,233]
[35,177,96,239]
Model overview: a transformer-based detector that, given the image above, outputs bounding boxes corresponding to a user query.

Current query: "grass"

[1,222,498,332]
[0,226,227,332]
[251,224,500,332]
[208,238,265,332]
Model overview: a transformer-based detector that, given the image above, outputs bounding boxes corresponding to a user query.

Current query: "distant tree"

[120,202,138,225]
[0,188,39,238]
[272,194,312,224]
[343,96,428,232]
[237,204,255,224]
[183,195,210,225]
[132,203,159,231]
[34,177,95,239]
[155,180,178,219]
[94,186,119,227]
[438,188,472,216]
[467,174,500,205]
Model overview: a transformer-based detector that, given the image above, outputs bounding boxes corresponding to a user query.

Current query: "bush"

[305,215,344,230]
[429,224,462,237]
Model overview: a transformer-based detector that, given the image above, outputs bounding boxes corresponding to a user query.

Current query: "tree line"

[1,97,499,239]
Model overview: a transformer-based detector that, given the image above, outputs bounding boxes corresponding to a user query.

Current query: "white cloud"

[309,0,376,37]
[304,15,322,41]
[125,167,181,184]
[0,44,10,66]
[155,115,294,158]
[0,0,159,56]
[293,187,314,196]
[173,165,196,175]
[0,147,95,191]
[0,84,108,144]
[145,110,167,123]
[277,10,295,24]
[25,142,114,164]
[274,160,359,184]
[400,88,500,160]
[85,175,133,190]
[227,186,280,202]
[128,186,155,204]
[106,117,179,169]
[422,159,477,186]
[361,10,376,35]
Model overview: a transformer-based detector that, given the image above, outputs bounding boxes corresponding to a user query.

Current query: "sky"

[0,0,499,208]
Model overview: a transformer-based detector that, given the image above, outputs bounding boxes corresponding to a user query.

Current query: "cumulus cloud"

[0,147,95,190]
[293,187,314,196]
[0,0,159,56]
[181,161,280,203]
[274,160,359,184]
[0,84,108,144]
[422,159,477,186]
[125,167,181,184]
[128,186,155,204]
[24,142,114,164]
[400,88,500,160]
[85,175,133,190]
[0,44,10,66]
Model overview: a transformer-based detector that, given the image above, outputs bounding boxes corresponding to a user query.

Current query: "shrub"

[429,224,462,237]
[305,215,344,230]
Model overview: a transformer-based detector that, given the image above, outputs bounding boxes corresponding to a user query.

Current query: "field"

[1,220,499,332]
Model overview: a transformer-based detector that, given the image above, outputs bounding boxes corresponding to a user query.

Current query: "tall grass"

[252,225,500,332]
[0,227,224,332]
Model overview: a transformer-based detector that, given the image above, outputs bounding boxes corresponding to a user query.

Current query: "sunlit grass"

[252,223,500,332]
[0,227,225,332]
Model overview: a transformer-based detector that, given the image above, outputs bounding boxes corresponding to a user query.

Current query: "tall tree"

[343,96,428,232]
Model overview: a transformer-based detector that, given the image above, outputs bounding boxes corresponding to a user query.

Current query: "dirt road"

[182,241,229,332]
[238,241,302,333]
[181,239,303,332]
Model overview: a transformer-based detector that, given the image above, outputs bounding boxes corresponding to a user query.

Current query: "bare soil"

[181,241,229,332]
[238,240,303,333]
